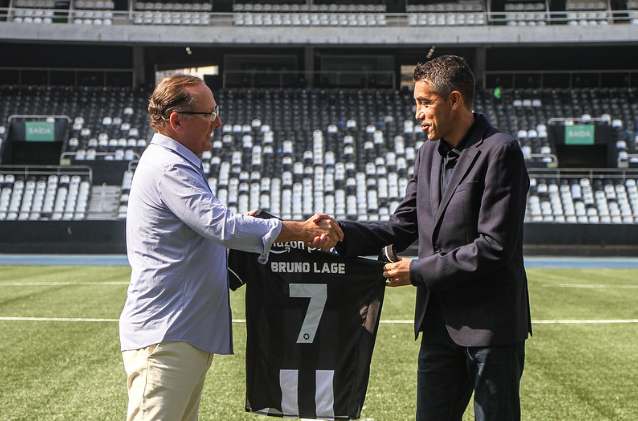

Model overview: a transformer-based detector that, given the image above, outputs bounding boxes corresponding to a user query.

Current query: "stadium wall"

[0,221,635,256]
[0,220,126,254]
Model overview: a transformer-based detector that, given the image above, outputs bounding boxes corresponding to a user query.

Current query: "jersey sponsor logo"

[270,241,325,255]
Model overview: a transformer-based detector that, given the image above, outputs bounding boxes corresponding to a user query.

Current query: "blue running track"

[0,254,637,269]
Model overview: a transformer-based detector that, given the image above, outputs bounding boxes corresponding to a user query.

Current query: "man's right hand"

[276,214,343,250]
[305,214,343,250]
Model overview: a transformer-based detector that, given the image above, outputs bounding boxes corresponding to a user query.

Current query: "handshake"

[277,213,344,251]
[267,211,412,287]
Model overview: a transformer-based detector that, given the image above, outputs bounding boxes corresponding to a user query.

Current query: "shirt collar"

[150,133,203,170]
[437,115,479,158]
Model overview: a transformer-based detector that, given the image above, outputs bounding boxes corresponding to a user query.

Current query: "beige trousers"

[122,341,214,421]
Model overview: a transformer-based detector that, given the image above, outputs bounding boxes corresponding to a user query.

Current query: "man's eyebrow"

[415,96,434,103]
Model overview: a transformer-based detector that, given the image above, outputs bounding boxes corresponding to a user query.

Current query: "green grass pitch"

[1,265,637,420]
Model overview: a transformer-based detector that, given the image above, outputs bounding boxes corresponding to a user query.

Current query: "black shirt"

[437,116,478,198]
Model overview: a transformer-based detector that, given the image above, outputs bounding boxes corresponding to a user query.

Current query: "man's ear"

[168,111,181,129]
[449,91,463,109]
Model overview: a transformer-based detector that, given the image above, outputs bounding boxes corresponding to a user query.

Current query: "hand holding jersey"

[383,257,413,287]
[379,244,412,287]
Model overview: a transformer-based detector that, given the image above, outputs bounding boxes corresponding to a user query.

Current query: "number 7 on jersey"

[289,283,327,344]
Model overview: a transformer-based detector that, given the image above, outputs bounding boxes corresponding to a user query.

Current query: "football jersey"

[228,242,386,420]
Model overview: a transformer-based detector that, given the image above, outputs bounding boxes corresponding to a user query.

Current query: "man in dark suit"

[334,55,531,421]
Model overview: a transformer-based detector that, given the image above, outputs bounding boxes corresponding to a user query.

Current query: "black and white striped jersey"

[228,242,386,420]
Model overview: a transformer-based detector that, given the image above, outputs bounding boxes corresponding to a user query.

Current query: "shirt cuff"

[258,218,282,264]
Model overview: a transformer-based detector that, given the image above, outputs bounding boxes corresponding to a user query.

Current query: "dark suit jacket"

[336,113,532,347]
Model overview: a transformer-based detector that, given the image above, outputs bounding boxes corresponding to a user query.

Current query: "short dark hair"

[413,55,475,109]
[148,74,204,131]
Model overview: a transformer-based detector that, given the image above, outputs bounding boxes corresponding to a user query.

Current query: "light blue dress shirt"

[120,133,282,354]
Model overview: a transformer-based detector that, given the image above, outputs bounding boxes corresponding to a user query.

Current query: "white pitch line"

[381,319,638,324]
[0,282,129,286]
[0,316,119,322]
[542,284,638,289]
[0,317,250,323]
[380,320,413,324]
[533,319,638,324]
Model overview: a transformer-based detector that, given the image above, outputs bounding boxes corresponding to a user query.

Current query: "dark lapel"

[434,116,489,225]
[429,146,442,217]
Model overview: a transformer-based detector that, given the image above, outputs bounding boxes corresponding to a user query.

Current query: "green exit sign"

[25,121,55,141]
[564,124,594,145]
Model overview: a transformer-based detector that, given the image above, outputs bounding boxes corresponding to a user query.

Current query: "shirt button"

[434,246,442,253]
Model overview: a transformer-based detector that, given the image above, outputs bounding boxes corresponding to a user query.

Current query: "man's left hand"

[383,257,413,287]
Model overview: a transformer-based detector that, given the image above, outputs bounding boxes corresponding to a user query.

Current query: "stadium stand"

[1,0,636,26]
[72,0,114,25]
[0,0,637,253]
[1,85,637,226]
[0,166,92,221]
[10,0,55,23]
[232,2,387,26]
[630,0,638,24]
[0,85,149,161]
[406,0,486,26]
[565,0,608,26]
[502,2,546,26]
[132,10,211,25]
[132,0,212,26]
[526,171,638,224]
[134,0,212,11]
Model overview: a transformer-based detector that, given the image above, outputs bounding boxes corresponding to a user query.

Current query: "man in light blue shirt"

[120,74,342,421]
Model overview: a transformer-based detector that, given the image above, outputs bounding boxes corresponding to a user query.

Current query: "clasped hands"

[307,214,412,287]
[253,209,412,286]
[304,213,343,250]
[244,210,342,250]
[306,214,412,287]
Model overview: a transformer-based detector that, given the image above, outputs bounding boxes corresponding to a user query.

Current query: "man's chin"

[425,132,439,141]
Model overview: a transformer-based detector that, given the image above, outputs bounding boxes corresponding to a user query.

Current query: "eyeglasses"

[178,105,220,121]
